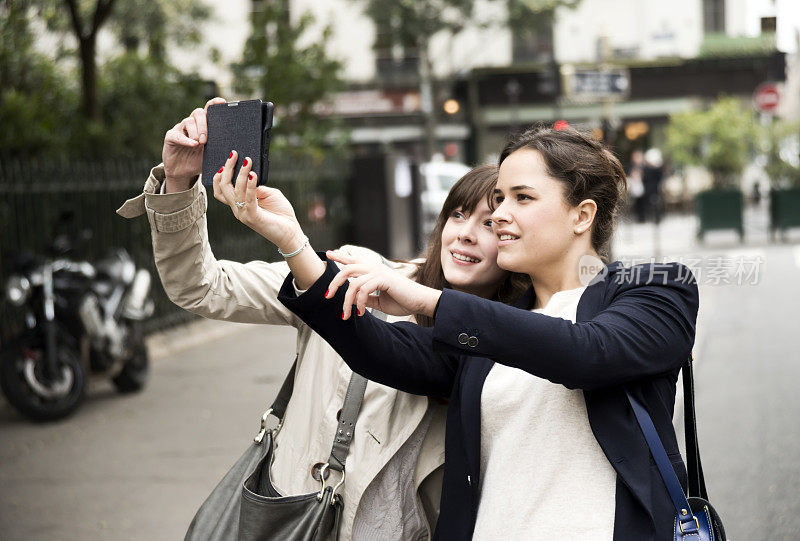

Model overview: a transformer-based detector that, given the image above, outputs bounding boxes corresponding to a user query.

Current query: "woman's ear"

[574,199,597,235]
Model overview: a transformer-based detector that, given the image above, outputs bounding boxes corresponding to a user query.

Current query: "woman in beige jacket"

[117,98,527,539]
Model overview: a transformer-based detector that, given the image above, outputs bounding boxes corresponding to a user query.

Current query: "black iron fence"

[0,157,351,341]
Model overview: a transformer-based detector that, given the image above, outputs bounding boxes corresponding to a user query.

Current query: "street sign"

[563,68,630,101]
[753,82,781,114]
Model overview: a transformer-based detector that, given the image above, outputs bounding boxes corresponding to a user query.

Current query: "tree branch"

[91,0,117,34]
[63,0,85,40]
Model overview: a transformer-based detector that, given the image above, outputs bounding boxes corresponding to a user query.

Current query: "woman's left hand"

[212,151,304,253]
[325,250,441,320]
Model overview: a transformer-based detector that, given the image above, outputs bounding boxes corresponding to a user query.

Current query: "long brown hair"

[498,126,627,262]
[414,164,530,327]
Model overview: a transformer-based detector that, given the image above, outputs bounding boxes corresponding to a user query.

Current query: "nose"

[491,199,511,226]
[457,221,477,244]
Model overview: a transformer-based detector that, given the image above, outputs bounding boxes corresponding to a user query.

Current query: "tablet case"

[202,100,273,187]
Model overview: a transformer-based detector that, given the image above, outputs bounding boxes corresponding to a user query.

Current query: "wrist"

[277,226,306,255]
[420,287,442,317]
[164,175,197,193]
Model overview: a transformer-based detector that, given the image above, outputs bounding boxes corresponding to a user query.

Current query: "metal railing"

[0,156,351,340]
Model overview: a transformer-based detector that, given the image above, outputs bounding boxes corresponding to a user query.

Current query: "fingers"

[342,274,382,320]
[353,277,383,318]
[216,151,238,208]
[245,169,257,207]
[326,250,358,266]
[165,123,199,147]
[182,116,199,142]
[325,265,368,300]
[204,97,226,111]
[190,107,207,145]
[234,156,253,205]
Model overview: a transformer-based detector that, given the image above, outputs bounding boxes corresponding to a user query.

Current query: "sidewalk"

[612,202,784,261]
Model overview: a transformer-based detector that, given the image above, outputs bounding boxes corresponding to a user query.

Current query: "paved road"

[1,206,798,540]
[0,320,297,541]
[615,209,800,540]
[689,244,800,541]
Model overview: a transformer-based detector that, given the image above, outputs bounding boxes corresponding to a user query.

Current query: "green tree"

[107,0,211,62]
[34,0,210,122]
[3,0,212,158]
[0,0,79,157]
[232,0,345,159]
[761,120,800,189]
[97,52,209,159]
[666,96,757,189]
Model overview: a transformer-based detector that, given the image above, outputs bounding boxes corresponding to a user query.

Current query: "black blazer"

[278,256,699,541]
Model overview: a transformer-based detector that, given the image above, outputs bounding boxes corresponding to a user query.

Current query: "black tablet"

[201,99,273,187]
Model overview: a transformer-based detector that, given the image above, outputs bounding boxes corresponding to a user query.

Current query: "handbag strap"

[270,356,297,422]
[683,354,708,499]
[625,357,701,534]
[327,309,388,472]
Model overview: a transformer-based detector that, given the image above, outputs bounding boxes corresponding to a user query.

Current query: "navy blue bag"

[626,356,727,540]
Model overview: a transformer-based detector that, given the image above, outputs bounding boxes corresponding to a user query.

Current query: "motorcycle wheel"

[111,322,149,393]
[0,338,86,422]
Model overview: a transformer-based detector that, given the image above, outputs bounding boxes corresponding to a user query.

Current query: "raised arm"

[430,262,699,390]
[117,164,304,326]
[116,97,319,326]
[278,257,459,398]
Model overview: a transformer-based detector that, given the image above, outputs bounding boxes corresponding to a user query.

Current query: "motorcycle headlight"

[5,275,31,306]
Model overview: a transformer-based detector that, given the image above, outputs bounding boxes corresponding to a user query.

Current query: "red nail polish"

[243,157,249,167]
[248,172,254,181]
[228,151,233,159]
[324,289,329,298]
[358,308,363,316]
[218,166,224,174]
[341,310,345,320]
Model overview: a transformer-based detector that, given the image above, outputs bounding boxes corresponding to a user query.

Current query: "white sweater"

[472,286,617,540]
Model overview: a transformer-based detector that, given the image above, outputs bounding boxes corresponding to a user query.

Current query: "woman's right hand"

[211,151,304,253]
[162,97,226,192]
[325,250,442,320]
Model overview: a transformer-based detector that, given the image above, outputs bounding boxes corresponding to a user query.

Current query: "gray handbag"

[185,311,381,541]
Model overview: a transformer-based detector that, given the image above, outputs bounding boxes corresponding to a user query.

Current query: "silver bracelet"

[278,236,309,258]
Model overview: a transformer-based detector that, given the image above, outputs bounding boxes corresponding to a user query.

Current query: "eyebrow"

[492,185,537,194]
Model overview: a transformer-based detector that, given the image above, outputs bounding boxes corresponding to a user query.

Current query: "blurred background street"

[2,0,800,539]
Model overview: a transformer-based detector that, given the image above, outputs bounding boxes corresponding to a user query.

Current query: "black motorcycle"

[1,231,154,421]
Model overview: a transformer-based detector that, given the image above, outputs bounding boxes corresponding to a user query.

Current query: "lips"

[450,250,481,264]
[496,229,520,246]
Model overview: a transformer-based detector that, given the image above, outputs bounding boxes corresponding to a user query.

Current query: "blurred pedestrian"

[626,149,646,222]
[751,182,762,206]
[643,147,665,223]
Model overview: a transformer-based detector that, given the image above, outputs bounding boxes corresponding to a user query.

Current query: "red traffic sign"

[753,82,780,114]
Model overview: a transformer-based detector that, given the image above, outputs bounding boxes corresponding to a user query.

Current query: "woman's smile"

[450,249,482,265]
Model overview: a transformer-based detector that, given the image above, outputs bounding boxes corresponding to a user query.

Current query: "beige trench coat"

[117,165,446,540]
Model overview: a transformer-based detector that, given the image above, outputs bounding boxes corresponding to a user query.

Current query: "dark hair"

[414,164,530,327]
[498,126,627,262]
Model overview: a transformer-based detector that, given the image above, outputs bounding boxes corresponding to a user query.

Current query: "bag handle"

[625,356,703,535]
[327,309,388,472]
[257,309,388,474]
[683,354,708,499]
[271,356,297,422]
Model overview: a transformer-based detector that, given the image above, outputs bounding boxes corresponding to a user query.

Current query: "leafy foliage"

[0,0,211,160]
[665,96,757,189]
[232,0,346,159]
[0,0,80,157]
[761,120,800,189]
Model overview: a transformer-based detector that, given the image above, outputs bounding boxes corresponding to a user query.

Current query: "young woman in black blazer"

[227,127,699,540]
